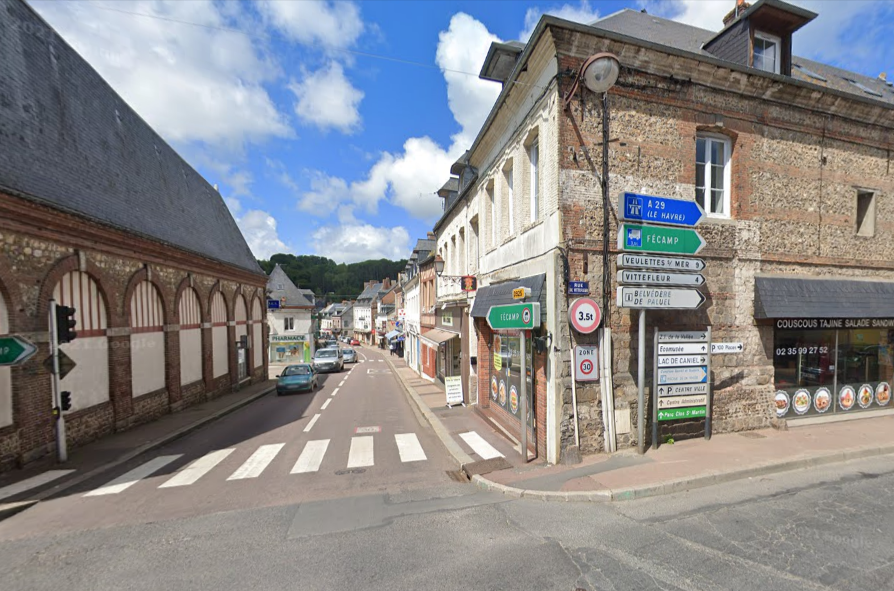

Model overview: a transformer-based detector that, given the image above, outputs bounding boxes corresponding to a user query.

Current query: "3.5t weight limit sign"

[568,298,601,334]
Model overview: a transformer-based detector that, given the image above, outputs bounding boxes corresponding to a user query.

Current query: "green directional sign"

[0,336,38,366]
[618,223,706,255]
[487,303,540,330]
[658,406,706,421]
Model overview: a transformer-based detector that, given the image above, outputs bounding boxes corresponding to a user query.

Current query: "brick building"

[0,0,268,470]
[434,0,894,463]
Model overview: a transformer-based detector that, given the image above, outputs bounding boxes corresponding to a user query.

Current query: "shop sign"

[568,281,589,295]
[512,287,527,300]
[574,345,599,382]
[658,406,706,421]
[617,287,706,309]
[487,303,540,330]
[617,223,706,255]
[657,394,708,409]
[461,276,477,292]
[774,318,894,330]
[621,192,705,227]
[618,254,706,272]
[568,298,601,334]
[445,376,463,406]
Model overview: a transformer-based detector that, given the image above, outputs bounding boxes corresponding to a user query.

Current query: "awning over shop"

[754,276,894,319]
[470,274,546,320]
[420,328,459,347]
[385,329,402,341]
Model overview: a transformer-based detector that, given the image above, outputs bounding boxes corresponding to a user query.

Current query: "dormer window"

[753,32,780,74]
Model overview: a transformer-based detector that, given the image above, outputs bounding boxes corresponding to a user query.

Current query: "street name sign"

[574,345,599,382]
[658,406,706,421]
[658,330,708,343]
[0,336,37,366]
[567,281,589,295]
[267,299,280,309]
[656,383,709,397]
[658,394,708,409]
[618,224,706,256]
[658,354,709,368]
[657,365,708,384]
[618,270,705,287]
[711,342,744,354]
[621,192,705,227]
[487,302,540,330]
[657,342,708,355]
[617,287,706,310]
[618,254,706,272]
[568,298,601,334]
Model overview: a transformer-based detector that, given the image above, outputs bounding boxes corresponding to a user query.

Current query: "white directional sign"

[657,394,708,409]
[656,383,710,397]
[657,366,708,384]
[574,345,599,382]
[657,342,708,355]
[658,354,709,368]
[657,331,708,343]
[618,270,705,287]
[616,287,706,310]
[618,254,706,272]
[711,342,744,354]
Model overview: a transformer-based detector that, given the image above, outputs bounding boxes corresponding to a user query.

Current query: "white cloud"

[312,224,410,263]
[256,0,364,51]
[31,0,292,147]
[289,62,364,133]
[238,210,291,260]
[520,0,602,41]
[299,172,352,214]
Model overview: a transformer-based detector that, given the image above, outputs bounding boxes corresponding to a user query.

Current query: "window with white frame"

[284,317,294,331]
[504,162,514,234]
[529,140,540,223]
[696,135,731,217]
[753,32,781,74]
[487,183,495,246]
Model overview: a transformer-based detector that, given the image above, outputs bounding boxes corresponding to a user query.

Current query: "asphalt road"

[1,346,892,590]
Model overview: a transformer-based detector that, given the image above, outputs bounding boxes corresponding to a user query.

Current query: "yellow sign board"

[512,287,526,300]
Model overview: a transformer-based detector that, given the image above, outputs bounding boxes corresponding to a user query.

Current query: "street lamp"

[434,255,445,277]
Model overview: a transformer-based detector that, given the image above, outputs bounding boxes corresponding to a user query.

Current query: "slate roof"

[0,0,262,274]
[591,9,894,106]
[754,276,894,319]
[357,283,383,302]
[470,274,547,324]
[267,265,314,308]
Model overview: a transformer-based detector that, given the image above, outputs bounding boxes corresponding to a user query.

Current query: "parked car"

[276,364,317,395]
[350,339,361,346]
[313,347,344,373]
[343,348,357,363]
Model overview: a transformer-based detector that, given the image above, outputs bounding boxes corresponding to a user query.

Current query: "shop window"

[856,190,876,237]
[696,135,731,218]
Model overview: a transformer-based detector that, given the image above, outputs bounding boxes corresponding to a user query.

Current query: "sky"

[29,0,894,264]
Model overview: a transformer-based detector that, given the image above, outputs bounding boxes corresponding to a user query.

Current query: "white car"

[313,347,344,373]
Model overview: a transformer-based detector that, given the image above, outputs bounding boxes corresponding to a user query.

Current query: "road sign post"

[653,326,711,450]
[618,253,706,272]
[574,345,599,382]
[568,298,601,334]
[621,192,705,227]
[486,303,540,331]
[617,287,706,310]
[618,270,705,287]
[618,224,706,256]
[0,336,37,366]
[49,299,67,463]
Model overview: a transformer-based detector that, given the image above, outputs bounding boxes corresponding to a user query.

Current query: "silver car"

[313,347,344,373]
[343,348,357,363]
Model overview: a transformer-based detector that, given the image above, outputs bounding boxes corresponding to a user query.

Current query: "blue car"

[276,364,318,395]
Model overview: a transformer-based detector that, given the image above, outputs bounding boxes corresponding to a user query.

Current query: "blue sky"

[31,0,894,263]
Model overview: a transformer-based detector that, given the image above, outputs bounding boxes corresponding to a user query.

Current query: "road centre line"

[332,387,340,396]
[321,398,331,410]
[304,413,321,432]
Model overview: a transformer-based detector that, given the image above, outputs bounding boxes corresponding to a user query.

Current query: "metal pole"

[601,91,610,331]
[49,299,67,462]
[571,344,580,448]
[520,330,528,461]
[704,325,713,441]
[652,327,659,450]
[637,309,646,454]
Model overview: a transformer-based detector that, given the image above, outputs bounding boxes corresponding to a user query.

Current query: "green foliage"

[258,254,407,301]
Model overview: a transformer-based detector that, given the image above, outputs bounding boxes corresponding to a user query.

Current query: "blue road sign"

[622,192,705,227]
[267,299,281,309]
[568,281,589,295]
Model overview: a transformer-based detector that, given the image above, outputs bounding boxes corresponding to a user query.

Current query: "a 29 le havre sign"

[621,192,705,227]
[487,303,541,331]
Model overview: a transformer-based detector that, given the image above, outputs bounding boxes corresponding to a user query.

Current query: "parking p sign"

[574,345,599,382]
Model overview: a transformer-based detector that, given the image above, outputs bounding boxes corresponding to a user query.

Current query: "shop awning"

[420,328,459,346]
[754,276,894,319]
[385,329,402,340]
[470,274,546,320]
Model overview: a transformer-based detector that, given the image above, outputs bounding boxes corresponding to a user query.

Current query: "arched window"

[251,297,263,370]
[211,291,229,378]
[178,287,203,386]
[130,281,165,397]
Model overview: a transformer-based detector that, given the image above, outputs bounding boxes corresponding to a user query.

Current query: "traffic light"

[55,305,77,344]
[60,391,72,411]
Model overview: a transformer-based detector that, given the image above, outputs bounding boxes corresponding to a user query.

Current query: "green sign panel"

[486,303,540,330]
[658,406,707,422]
[618,223,706,255]
[0,336,37,366]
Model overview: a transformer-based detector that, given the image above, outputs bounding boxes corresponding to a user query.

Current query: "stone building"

[266,265,314,364]
[434,0,894,463]
[0,0,269,470]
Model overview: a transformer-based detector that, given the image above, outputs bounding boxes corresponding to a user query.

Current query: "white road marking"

[395,433,427,463]
[321,398,331,410]
[226,444,285,480]
[347,436,374,468]
[159,449,234,488]
[459,432,504,460]
[85,455,182,496]
[0,469,75,501]
[339,380,346,387]
[291,440,330,474]
[378,359,384,362]
[304,413,321,432]
[332,388,340,397]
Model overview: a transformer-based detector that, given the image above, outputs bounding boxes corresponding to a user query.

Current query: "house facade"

[266,265,314,364]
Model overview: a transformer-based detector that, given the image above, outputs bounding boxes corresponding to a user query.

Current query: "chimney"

[880,72,888,81]
[722,0,750,27]
[427,232,436,240]
[383,277,391,289]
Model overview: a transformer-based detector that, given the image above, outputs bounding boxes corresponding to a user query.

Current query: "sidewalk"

[0,379,275,518]
[385,355,894,502]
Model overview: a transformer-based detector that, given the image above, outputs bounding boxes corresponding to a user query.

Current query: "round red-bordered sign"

[579,358,595,375]
[569,298,601,334]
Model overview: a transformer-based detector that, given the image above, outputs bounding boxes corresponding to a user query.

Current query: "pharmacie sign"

[774,318,894,330]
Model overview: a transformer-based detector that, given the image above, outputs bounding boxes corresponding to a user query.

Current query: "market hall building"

[0,0,268,471]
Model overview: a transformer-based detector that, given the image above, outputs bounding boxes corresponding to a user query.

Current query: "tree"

[257,254,407,301]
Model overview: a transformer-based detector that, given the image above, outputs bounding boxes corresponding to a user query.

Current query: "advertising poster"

[490,331,533,429]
